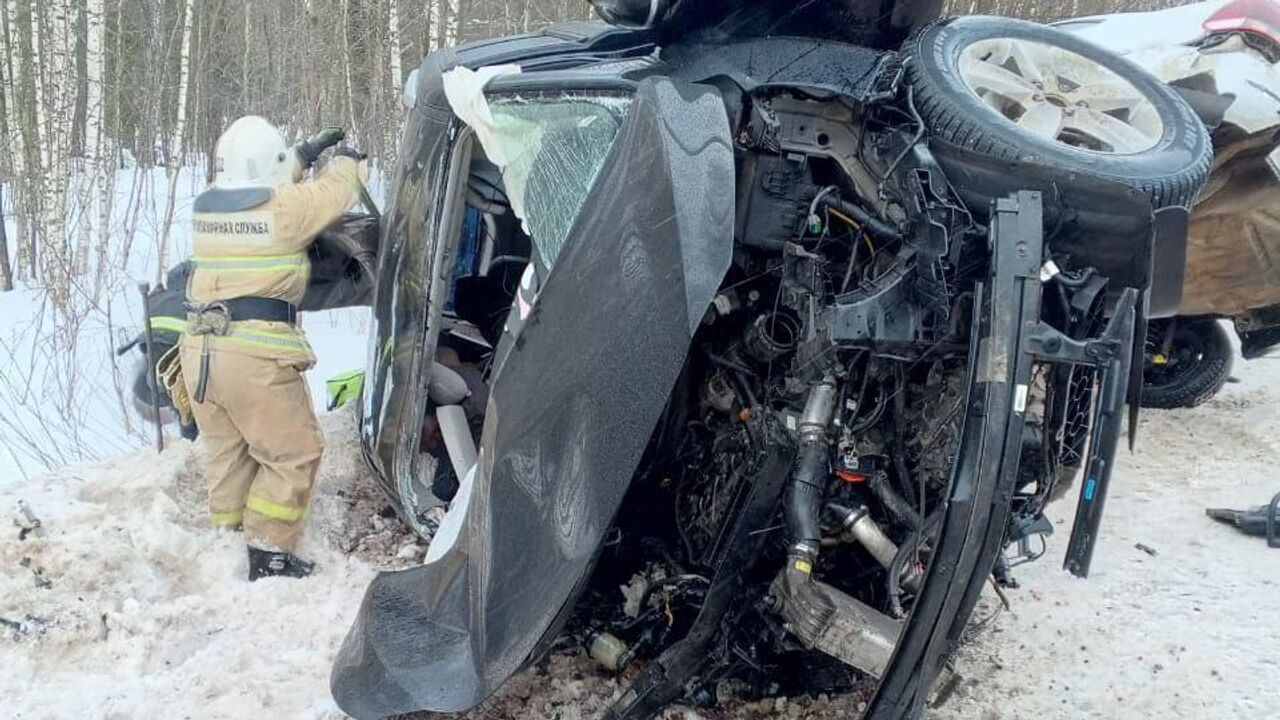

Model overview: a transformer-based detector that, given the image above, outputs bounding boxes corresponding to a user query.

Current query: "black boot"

[248,546,316,581]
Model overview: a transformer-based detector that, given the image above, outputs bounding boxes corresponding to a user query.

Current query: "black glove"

[335,145,368,162]
[296,126,346,168]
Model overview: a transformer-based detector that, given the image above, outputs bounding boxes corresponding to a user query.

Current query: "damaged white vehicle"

[1060,0,1280,406]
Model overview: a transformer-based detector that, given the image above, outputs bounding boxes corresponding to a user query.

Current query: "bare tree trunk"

[388,0,403,87]
[341,0,357,133]
[157,0,194,285]
[32,0,74,306]
[428,0,441,52]
[73,0,105,278]
[0,185,12,292]
[1,0,29,280]
[241,0,251,110]
[445,0,460,47]
[71,0,87,159]
[82,0,107,288]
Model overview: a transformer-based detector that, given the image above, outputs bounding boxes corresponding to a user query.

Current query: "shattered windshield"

[481,93,632,268]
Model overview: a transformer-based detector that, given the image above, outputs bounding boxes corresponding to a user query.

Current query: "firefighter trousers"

[180,346,323,553]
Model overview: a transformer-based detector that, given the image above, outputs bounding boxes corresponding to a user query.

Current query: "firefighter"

[179,116,366,580]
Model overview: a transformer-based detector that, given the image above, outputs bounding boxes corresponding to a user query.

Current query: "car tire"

[1141,318,1233,409]
[904,16,1211,218]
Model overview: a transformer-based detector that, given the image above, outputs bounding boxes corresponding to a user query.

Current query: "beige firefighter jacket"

[181,156,363,367]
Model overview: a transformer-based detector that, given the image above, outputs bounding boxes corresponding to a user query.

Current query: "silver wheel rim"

[957,38,1164,155]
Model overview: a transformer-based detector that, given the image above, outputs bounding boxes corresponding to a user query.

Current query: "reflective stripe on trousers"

[210,510,244,528]
[246,495,307,522]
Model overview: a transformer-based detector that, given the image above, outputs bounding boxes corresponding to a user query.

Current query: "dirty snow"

[4,358,1280,719]
[0,407,397,719]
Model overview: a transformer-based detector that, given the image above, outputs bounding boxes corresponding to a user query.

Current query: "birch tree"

[0,0,26,287]
[156,0,194,284]
[428,0,441,52]
[31,0,78,306]
[445,0,459,47]
[74,0,105,280]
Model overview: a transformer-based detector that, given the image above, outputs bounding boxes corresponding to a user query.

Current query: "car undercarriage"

[331,5,1211,720]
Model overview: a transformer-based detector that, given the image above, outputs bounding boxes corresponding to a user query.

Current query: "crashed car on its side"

[333,2,1211,718]
[1059,0,1280,407]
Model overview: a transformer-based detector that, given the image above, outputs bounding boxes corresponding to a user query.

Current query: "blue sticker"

[1084,477,1098,502]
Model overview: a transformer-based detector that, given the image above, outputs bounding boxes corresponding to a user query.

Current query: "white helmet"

[213,116,300,189]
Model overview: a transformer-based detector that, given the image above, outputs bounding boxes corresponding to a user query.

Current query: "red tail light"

[1204,0,1280,47]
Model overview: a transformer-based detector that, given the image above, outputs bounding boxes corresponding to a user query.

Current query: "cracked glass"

[482,93,633,269]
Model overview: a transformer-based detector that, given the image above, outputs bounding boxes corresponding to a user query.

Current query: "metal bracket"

[1023,322,1120,366]
[1269,491,1280,549]
[1063,288,1138,578]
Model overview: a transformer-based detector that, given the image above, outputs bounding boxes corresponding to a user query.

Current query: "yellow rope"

[156,345,194,426]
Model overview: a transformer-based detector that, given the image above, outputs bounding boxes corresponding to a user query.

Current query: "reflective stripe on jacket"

[182,156,361,364]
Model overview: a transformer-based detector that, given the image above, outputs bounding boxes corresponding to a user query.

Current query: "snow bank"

[0,407,415,720]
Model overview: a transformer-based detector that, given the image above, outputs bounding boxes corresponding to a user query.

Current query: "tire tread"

[903,19,1213,210]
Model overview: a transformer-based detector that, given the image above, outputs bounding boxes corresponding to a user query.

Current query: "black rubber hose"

[784,439,828,550]
[886,509,943,618]
[869,472,921,530]
[820,195,904,243]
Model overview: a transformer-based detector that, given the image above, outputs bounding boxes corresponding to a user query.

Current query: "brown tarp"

[1181,132,1280,316]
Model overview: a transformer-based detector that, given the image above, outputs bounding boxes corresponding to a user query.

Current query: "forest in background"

[0,0,1203,475]
[0,0,1198,297]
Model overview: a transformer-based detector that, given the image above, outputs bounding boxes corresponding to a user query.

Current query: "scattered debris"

[1134,543,1159,557]
[14,500,44,540]
[1206,492,1280,547]
[19,557,52,589]
[1,614,50,640]
[929,666,964,707]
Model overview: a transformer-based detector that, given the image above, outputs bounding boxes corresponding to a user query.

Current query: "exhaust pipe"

[770,563,902,677]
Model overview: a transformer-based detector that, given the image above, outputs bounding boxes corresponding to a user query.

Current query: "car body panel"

[1181,131,1280,315]
[332,73,735,718]
[1059,0,1280,316]
[1060,1,1280,135]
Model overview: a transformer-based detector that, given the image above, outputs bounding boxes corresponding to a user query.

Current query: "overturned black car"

[333,2,1211,718]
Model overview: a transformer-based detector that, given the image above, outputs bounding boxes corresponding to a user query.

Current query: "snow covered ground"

[3,350,1278,718]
